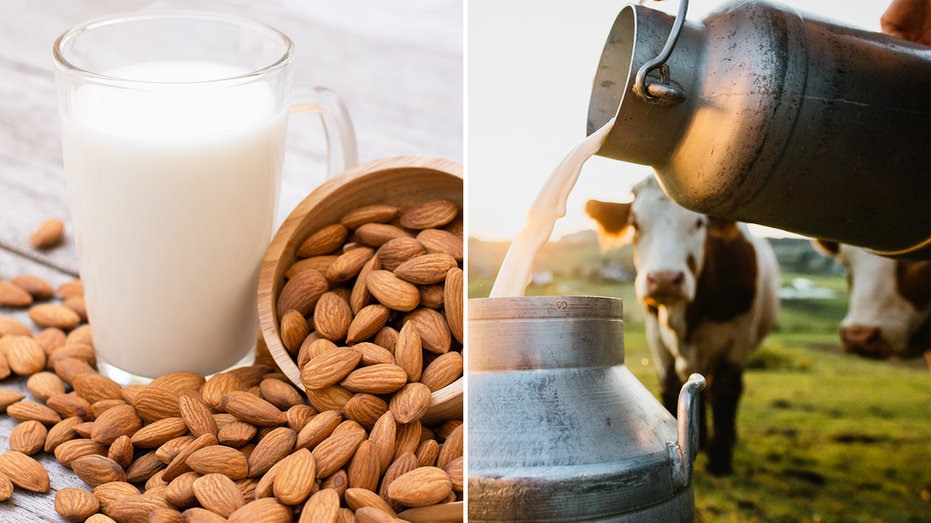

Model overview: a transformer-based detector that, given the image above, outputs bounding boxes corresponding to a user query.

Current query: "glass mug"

[53,11,357,381]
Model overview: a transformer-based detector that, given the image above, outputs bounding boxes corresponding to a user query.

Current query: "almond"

[187,445,249,480]
[368,411,397,474]
[365,270,420,312]
[229,497,292,523]
[53,356,97,387]
[346,440,379,492]
[180,507,228,523]
[55,439,108,469]
[31,218,64,248]
[345,487,398,517]
[444,456,464,492]
[305,384,354,413]
[109,435,134,470]
[73,421,95,438]
[341,204,399,230]
[392,421,422,462]
[248,427,296,477]
[73,454,126,487]
[180,393,219,439]
[216,421,256,449]
[107,493,171,523]
[313,292,352,342]
[0,315,32,337]
[436,422,463,470]
[418,283,445,309]
[9,420,47,455]
[355,223,413,248]
[55,487,101,522]
[297,224,349,257]
[49,342,97,368]
[12,274,53,300]
[259,379,303,411]
[253,458,282,499]
[131,386,181,422]
[221,391,286,426]
[399,199,458,230]
[35,327,67,354]
[340,364,408,395]
[0,390,22,415]
[6,335,46,375]
[346,304,390,344]
[312,421,367,478]
[125,450,166,483]
[325,246,376,282]
[272,447,315,505]
[276,268,329,318]
[350,254,381,315]
[336,508,355,523]
[354,507,404,523]
[29,303,81,330]
[355,342,395,366]
[342,392,388,429]
[148,508,183,523]
[92,481,141,513]
[386,466,451,507]
[416,439,440,468]
[202,373,246,411]
[8,400,61,425]
[57,279,84,299]
[165,471,201,508]
[149,371,206,394]
[0,280,33,307]
[301,346,362,390]
[162,434,218,482]
[286,256,339,280]
[280,309,310,354]
[74,373,124,404]
[156,435,196,465]
[92,404,143,445]
[0,451,48,492]
[415,229,462,261]
[373,327,399,353]
[402,308,451,354]
[389,383,432,424]
[0,353,9,380]
[393,254,457,285]
[63,296,88,322]
[445,267,464,343]
[394,322,423,383]
[376,237,426,272]
[130,417,189,448]
[420,352,463,392]
[295,410,342,451]
[297,488,340,523]
[298,338,337,370]
[45,416,83,453]
[26,371,66,402]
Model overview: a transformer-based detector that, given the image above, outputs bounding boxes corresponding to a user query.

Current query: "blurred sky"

[467,0,889,242]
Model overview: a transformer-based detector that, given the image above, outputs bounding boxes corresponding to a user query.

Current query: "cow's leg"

[706,361,744,476]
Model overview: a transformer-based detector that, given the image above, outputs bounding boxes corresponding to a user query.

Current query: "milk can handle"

[634,0,689,105]
[668,373,705,490]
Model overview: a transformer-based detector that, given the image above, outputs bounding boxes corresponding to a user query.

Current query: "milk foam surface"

[61,60,288,377]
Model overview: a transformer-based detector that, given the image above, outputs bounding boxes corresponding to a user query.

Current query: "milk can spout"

[669,373,706,490]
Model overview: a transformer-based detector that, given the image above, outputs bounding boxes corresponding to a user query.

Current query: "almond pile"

[276,199,464,410]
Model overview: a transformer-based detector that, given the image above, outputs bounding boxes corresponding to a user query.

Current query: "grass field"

[469,270,931,522]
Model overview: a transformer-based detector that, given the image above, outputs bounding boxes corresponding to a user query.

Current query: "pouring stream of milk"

[490,118,616,298]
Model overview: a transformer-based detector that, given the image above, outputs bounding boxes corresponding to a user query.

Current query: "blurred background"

[467,1,931,522]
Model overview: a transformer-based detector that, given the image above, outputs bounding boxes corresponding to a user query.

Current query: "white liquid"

[490,118,615,298]
[61,61,288,378]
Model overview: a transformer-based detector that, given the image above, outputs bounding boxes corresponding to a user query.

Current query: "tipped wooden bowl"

[258,156,463,426]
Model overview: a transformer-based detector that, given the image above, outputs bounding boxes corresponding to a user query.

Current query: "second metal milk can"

[468,296,705,522]
[589,0,931,258]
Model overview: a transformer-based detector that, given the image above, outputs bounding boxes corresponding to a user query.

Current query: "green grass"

[469,274,931,521]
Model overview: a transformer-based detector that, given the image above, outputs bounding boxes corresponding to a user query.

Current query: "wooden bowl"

[257,156,463,426]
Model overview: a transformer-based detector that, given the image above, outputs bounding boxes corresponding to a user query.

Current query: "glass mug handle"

[290,85,359,179]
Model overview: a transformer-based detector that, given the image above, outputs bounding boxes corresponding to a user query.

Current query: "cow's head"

[814,240,931,359]
[586,176,711,308]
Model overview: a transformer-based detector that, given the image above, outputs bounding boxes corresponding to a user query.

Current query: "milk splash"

[490,118,616,298]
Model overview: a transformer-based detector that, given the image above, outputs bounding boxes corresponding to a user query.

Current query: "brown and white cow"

[814,241,930,365]
[586,175,779,475]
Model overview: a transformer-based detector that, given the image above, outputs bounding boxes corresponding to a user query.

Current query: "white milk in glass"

[61,61,288,378]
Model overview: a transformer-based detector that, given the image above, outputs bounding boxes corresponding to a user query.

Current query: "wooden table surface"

[0,1,462,519]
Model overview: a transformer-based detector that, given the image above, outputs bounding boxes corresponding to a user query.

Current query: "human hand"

[881,0,931,46]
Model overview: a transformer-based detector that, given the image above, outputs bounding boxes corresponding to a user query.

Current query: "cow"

[585,175,780,476]
[813,241,930,366]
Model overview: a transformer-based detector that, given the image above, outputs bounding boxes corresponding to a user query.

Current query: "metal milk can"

[468,296,706,522]
[588,0,931,259]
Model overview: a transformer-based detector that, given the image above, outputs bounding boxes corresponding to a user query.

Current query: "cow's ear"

[812,239,841,257]
[585,200,632,238]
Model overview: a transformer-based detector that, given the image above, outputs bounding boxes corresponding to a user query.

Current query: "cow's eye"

[694,218,705,230]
